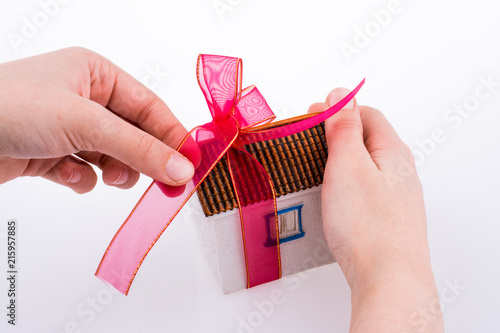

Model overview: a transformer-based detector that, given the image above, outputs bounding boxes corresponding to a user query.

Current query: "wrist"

[336,235,435,290]
[347,252,443,333]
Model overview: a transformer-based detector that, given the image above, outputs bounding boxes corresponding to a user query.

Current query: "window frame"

[265,204,305,246]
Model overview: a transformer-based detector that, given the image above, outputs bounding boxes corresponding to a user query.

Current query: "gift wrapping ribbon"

[95,54,365,295]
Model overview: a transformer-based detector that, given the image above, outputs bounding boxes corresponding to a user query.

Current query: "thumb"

[76,99,195,186]
[324,88,366,163]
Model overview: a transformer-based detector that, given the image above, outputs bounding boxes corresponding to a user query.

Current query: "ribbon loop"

[197,54,242,122]
[234,86,276,129]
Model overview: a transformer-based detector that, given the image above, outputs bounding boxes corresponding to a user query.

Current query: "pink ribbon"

[95,54,365,295]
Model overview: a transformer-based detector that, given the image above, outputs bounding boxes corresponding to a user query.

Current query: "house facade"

[192,122,336,293]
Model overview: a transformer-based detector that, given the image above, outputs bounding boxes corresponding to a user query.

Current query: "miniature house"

[191,122,335,293]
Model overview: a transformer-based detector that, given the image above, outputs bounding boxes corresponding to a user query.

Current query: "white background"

[1,0,499,332]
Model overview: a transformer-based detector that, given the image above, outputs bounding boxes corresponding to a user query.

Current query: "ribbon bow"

[96,54,364,295]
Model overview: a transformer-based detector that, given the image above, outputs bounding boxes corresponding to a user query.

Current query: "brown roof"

[196,121,328,217]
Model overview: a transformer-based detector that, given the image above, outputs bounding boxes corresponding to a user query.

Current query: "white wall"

[192,186,334,294]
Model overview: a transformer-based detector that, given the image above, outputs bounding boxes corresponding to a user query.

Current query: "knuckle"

[67,46,90,54]
[136,97,161,125]
[359,105,381,116]
[77,127,105,152]
[98,154,112,169]
[400,143,414,161]
[160,121,185,147]
[22,159,51,177]
[63,46,96,61]
[395,140,416,168]
[136,133,157,162]
[327,118,363,137]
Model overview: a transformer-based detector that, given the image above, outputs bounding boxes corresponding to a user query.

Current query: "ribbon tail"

[95,122,239,295]
[238,78,365,145]
[227,147,281,288]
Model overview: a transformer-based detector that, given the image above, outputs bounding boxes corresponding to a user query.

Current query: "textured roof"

[196,122,328,217]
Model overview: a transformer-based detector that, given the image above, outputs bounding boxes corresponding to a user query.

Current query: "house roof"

[196,121,328,217]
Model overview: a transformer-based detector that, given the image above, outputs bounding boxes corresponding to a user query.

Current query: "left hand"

[0,47,195,193]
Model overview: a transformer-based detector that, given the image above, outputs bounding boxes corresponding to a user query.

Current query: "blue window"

[265,204,305,246]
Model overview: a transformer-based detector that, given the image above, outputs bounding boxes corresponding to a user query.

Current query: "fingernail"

[67,169,81,184]
[328,88,354,109]
[166,153,194,184]
[111,168,129,185]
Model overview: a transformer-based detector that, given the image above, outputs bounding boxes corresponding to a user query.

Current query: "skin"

[309,89,444,332]
[0,49,443,331]
[0,47,195,193]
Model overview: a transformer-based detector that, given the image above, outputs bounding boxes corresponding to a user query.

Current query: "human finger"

[74,98,194,186]
[322,88,374,169]
[41,155,98,194]
[307,102,328,114]
[77,152,141,189]
[359,106,415,173]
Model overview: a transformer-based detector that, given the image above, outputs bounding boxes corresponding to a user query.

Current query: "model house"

[192,122,335,293]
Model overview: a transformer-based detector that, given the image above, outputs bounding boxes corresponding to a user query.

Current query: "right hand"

[309,88,444,332]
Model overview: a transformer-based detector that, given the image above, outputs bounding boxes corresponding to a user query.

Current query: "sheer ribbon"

[95,54,365,295]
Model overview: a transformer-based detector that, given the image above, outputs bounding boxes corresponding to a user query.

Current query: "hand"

[309,88,444,332]
[0,47,195,193]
